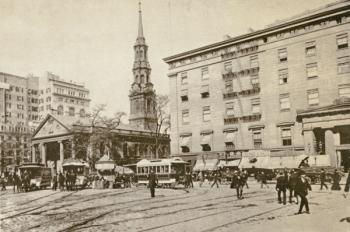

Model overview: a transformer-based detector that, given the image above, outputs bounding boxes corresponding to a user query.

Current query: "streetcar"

[136,157,187,188]
[18,163,51,190]
[62,159,89,189]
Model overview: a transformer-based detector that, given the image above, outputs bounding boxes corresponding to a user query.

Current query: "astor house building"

[164,1,350,171]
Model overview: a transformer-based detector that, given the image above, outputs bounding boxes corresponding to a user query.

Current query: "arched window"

[57,105,63,115]
[79,109,85,118]
[135,75,139,83]
[140,75,145,84]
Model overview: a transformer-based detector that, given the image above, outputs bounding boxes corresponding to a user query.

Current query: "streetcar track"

[72,192,270,231]
[57,189,206,232]
[0,191,61,212]
[0,190,78,220]
[44,187,203,217]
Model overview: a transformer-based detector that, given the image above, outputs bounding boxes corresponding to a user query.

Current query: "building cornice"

[163,2,350,63]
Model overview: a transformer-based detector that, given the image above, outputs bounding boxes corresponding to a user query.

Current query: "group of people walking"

[52,171,77,191]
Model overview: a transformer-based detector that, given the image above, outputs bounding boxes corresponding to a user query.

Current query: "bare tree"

[71,104,126,169]
[146,94,170,159]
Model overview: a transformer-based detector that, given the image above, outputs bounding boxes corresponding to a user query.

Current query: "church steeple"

[129,1,156,131]
[138,2,144,38]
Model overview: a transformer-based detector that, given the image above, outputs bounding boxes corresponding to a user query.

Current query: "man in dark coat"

[211,172,219,188]
[260,171,269,189]
[231,171,243,199]
[52,173,58,191]
[295,172,312,214]
[319,168,328,190]
[148,170,158,198]
[58,172,65,191]
[276,171,288,205]
[288,169,299,204]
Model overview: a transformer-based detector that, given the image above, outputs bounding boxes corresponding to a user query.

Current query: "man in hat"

[295,171,312,214]
[231,170,243,199]
[148,169,158,198]
[276,171,288,205]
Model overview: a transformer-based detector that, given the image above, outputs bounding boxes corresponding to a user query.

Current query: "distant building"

[38,72,90,120]
[0,72,39,167]
[163,0,350,171]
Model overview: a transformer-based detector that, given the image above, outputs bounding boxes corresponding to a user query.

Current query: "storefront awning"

[193,159,206,171]
[205,159,219,171]
[200,134,212,145]
[225,131,235,144]
[239,156,270,169]
[180,136,191,147]
[218,159,240,167]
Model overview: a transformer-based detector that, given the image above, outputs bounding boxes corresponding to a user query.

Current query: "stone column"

[32,145,36,163]
[40,143,46,166]
[59,141,64,171]
[325,129,336,167]
[71,140,75,159]
[303,129,315,156]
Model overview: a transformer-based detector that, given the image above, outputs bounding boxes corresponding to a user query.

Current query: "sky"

[0,0,336,117]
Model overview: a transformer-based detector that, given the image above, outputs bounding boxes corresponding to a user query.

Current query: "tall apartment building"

[0,72,40,168]
[38,72,90,120]
[164,1,350,171]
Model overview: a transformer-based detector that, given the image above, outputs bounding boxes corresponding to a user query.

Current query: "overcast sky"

[0,0,336,116]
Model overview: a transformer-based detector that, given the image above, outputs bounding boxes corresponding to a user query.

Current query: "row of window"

[278,34,348,63]
[180,85,350,124]
[55,106,85,117]
[180,126,293,154]
[55,87,88,98]
[179,33,348,86]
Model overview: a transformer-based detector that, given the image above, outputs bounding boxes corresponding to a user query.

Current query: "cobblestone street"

[0,181,348,232]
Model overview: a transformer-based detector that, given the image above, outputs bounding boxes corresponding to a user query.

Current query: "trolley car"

[136,158,187,187]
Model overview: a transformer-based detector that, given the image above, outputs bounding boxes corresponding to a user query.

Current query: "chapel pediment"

[33,115,71,139]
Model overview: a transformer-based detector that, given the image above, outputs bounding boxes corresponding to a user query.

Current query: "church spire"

[138,1,144,38]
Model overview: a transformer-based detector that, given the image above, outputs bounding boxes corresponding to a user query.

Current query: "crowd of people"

[146,167,350,215]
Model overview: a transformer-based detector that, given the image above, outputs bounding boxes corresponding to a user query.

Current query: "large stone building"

[0,73,39,168]
[163,0,350,171]
[38,71,90,120]
[30,3,170,173]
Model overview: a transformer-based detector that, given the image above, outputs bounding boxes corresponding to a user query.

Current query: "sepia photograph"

[0,0,349,231]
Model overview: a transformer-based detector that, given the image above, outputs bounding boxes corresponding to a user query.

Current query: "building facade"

[164,1,350,171]
[0,72,40,168]
[38,72,90,120]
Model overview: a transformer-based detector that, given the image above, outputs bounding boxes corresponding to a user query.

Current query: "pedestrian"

[199,171,204,187]
[276,171,288,205]
[343,170,350,198]
[260,171,269,189]
[319,168,328,190]
[211,172,219,188]
[148,169,158,198]
[331,169,341,190]
[231,171,243,199]
[0,173,6,191]
[242,170,249,189]
[288,169,299,204]
[189,172,194,188]
[52,173,58,191]
[58,171,65,191]
[295,171,312,214]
